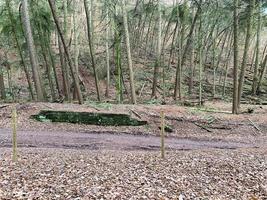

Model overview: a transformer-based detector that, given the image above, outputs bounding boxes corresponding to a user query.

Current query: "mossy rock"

[32,110,147,126]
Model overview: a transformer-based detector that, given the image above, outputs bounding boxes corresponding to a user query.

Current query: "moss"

[32,110,147,126]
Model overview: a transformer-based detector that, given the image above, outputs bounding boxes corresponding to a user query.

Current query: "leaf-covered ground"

[0,148,266,199]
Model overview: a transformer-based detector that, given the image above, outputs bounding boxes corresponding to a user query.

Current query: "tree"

[48,0,84,104]
[122,0,137,104]
[84,0,101,102]
[152,0,162,98]
[105,1,110,98]
[252,0,262,95]
[21,0,45,101]
[232,0,239,114]
[237,0,255,108]
[5,0,34,100]
[0,66,6,100]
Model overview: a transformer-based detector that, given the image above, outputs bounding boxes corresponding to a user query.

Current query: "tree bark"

[233,0,239,114]
[152,0,162,98]
[84,0,101,102]
[105,4,110,98]
[252,0,262,95]
[122,0,137,104]
[0,67,6,100]
[237,0,255,108]
[21,0,45,101]
[5,0,34,100]
[48,0,84,104]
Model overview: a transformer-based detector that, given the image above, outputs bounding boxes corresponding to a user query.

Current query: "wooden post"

[160,110,165,159]
[12,107,17,161]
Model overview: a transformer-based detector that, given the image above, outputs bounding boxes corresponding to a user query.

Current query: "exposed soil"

[0,101,267,141]
[0,128,262,151]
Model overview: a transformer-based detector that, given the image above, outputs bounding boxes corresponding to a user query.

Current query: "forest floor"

[0,101,266,199]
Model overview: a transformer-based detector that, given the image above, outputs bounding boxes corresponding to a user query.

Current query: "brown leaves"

[0,148,266,199]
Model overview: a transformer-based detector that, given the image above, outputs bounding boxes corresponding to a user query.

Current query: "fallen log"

[32,110,147,126]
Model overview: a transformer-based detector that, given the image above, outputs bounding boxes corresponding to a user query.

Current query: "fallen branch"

[87,105,101,111]
[248,119,261,132]
[0,105,9,110]
[193,122,212,132]
[139,82,147,98]
[208,125,232,130]
[130,109,142,119]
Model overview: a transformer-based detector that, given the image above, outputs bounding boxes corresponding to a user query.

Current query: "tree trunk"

[5,0,34,100]
[181,4,201,67]
[84,0,101,102]
[105,4,110,98]
[237,0,255,108]
[48,0,84,104]
[21,0,45,101]
[252,0,262,95]
[174,5,182,101]
[233,0,239,114]
[257,54,267,93]
[59,36,71,101]
[212,36,216,98]
[63,0,71,102]
[0,67,6,100]
[222,33,234,97]
[73,0,81,100]
[122,0,137,104]
[38,26,56,101]
[198,4,203,106]
[152,0,162,98]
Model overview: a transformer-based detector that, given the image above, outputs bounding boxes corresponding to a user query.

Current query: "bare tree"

[22,0,45,101]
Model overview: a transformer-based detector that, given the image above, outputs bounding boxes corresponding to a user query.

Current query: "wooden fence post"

[12,107,17,161]
[160,110,165,159]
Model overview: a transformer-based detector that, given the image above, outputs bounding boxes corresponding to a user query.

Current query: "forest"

[0,0,266,112]
[0,0,267,199]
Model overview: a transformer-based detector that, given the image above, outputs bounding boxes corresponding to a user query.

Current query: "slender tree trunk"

[217,31,229,84]
[174,4,182,101]
[222,33,234,97]
[6,64,14,101]
[73,0,81,100]
[122,0,137,104]
[237,0,255,108]
[0,67,6,100]
[198,5,203,106]
[63,0,71,102]
[105,4,110,98]
[233,0,239,114]
[152,0,162,98]
[189,8,196,96]
[252,0,262,95]
[113,8,123,103]
[37,25,56,101]
[5,0,34,100]
[46,35,60,96]
[181,4,201,67]
[48,0,84,104]
[22,0,45,101]
[144,10,155,57]
[212,36,216,98]
[84,0,101,102]
[257,55,267,93]
[59,36,71,101]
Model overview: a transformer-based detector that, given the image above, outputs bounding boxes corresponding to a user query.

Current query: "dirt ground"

[0,101,266,199]
[0,101,267,139]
